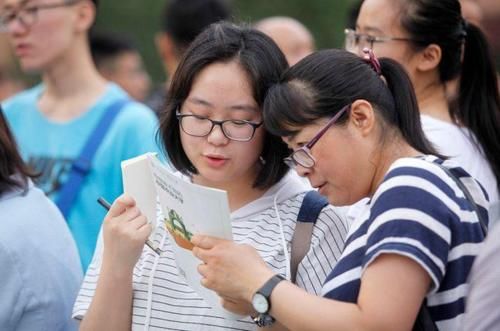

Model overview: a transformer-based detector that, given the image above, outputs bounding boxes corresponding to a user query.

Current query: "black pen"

[97,197,162,255]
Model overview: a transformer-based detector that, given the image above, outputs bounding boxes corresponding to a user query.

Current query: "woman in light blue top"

[0,108,82,331]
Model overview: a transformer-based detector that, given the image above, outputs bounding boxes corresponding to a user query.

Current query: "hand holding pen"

[97,196,162,255]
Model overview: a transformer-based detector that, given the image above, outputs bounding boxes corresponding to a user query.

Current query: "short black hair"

[89,31,137,70]
[161,0,231,53]
[160,22,290,189]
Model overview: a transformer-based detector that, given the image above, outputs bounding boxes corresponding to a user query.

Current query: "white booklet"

[121,153,236,318]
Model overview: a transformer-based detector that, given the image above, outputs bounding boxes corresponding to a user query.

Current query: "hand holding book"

[97,194,153,274]
[119,153,237,318]
[97,197,161,255]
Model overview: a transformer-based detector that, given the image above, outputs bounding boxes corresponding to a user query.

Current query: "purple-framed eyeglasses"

[284,104,351,169]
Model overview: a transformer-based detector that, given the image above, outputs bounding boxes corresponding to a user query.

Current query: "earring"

[259,156,266,165]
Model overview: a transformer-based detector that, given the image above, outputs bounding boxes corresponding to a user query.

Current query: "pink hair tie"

[362,48,382,75]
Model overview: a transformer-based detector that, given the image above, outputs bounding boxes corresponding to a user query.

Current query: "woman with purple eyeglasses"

[191,49,488,330]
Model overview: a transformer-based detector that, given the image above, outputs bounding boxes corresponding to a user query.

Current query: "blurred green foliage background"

[94,0,354,84]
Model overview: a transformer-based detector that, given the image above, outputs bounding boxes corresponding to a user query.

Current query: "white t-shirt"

[73,172,348,330]
[421,115,499,223]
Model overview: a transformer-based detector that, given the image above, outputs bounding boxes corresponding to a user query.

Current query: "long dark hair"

[264,49,439,158]
[159,22,290,189]
[0,108,36,196]
[398,0,500,189]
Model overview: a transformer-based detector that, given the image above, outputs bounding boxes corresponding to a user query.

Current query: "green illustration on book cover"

[164,209,194,250]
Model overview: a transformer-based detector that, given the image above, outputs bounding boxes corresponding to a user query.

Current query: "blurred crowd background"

[94,0,352,84]
[1,0,499,97]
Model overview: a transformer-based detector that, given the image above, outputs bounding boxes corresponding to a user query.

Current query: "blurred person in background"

[0,0,161,270]
[0,107,82,331]
[460,0,484,27]
[350,0,500,225]
[0,35,26,101]
[90,30,151,102]
[477,0,500,71]
[255,16,315,66]
[146,0,232,115]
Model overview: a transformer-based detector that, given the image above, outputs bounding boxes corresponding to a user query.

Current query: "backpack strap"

[55,98,129,218]
[290,190,329,283]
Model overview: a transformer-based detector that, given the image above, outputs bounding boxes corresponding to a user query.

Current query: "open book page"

[147,154,237,318]
[122,153,237,318]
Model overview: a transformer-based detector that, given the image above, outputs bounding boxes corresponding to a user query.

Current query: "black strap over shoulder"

[296,190,329,224]
[290,190,329,283]
[413,161,488,331]
[435,162,488,235]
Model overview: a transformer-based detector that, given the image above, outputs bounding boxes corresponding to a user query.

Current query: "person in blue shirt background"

[0,0,161,270]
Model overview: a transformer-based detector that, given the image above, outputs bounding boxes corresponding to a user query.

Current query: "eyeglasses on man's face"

[176,111,263,142]
[284,104,350,169]
[344,28,416,53]
[0,0,82,33]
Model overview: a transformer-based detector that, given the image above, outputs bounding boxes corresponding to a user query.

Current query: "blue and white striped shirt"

[321,156,487,330]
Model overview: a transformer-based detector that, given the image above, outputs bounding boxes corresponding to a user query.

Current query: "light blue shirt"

[0,180,82,331]
[2,84,162,270]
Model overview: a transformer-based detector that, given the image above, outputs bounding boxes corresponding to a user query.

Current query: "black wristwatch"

[251,274,286,327]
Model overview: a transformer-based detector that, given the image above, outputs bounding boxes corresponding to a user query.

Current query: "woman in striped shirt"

[193,49,488,330]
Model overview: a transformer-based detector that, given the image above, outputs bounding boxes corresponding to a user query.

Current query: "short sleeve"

[361,174,454,293]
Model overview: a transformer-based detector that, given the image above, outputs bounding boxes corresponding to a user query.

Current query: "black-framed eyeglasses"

[0,0,82,33]
[344,28,417,53]
[176,111,263,142]
[284,104,350,169]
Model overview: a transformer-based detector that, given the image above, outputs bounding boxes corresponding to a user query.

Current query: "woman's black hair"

[159,22,290,189]
[264,49,439,158]
[0,108,36,196]
[398,0,500,190]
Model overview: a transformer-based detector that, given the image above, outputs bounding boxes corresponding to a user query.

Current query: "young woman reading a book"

[190,49,488,330]
[74,23,348,330]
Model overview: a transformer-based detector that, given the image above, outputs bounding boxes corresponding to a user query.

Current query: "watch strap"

[258,274,286,300]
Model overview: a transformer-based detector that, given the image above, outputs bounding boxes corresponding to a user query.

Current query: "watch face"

[252,293,269,314]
